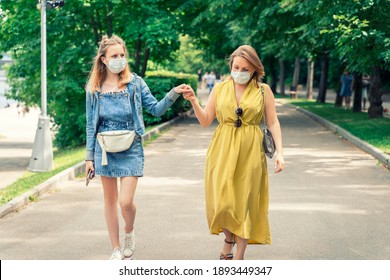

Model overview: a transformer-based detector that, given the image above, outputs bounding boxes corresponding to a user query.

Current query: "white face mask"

[231,71,252,84]
[107,58,126,74]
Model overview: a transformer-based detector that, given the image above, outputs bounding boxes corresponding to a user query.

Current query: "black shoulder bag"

[261,84,276,158]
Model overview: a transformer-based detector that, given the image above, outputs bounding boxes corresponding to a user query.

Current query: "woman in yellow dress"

[183,45,285,260]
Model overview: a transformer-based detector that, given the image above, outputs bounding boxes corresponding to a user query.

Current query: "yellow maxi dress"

[205,79,271,244]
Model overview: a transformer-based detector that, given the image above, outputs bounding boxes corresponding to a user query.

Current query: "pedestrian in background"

[202,71,209,90]
[339,69,354,109]
[182,45,285,260]
[85,35,188,260]
[362,74,370,111]
[206,71,216,93]
[197,69,203,88]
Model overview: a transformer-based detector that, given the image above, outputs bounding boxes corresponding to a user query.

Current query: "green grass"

[288,99,390,154]
[143,132,161,147]
[0,146,85,206]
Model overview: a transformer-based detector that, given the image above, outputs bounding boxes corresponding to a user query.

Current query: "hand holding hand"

[174,84,192,94]
[173,84,196,102]
[182,86,197,102]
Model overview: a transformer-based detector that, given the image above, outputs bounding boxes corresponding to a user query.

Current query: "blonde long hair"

[228,45,265,87]
[86,35,132,92]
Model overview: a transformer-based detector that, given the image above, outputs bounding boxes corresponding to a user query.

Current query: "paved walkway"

[0,89,389,260]
[0,104,39,189]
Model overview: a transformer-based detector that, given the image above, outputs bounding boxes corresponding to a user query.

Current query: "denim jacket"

[86,73,180,161]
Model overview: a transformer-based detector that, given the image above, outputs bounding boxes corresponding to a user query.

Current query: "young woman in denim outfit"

[85,35,189,260]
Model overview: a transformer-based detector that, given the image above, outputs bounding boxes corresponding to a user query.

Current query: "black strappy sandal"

[219,238,235,260]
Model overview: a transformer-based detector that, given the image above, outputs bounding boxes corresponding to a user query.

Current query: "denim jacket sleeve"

[85,91,96,161]
[139,77,180,117]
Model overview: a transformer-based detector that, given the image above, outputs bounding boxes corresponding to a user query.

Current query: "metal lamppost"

[28,0,65,172]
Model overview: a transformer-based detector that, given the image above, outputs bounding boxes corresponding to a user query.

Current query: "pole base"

[28,116,54,172]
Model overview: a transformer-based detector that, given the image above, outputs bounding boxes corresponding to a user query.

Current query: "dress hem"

[210,228,272,245]
[96,171,144,178]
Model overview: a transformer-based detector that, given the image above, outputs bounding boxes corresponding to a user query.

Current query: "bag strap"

[97,135,108,165]
[261,83,268,128]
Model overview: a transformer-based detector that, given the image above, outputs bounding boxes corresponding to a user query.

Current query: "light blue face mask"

[108,58,126,74]
[231,71,252,84]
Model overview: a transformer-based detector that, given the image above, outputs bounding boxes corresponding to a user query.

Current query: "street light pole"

[28,0,53,172]
[41,0,47,118]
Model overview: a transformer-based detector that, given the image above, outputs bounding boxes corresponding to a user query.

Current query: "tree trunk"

[317,52,328,103]
[352,73,362,112]
[269,57,277,94]
[279,59,285,95]
[306,59,314,99]
[106,2,113,37]
[290,57,300,91]
[334,81,343,107]
[134,34,142,74]
[140,48,150,77]
[89,4,100,45]
[368,66,383,118]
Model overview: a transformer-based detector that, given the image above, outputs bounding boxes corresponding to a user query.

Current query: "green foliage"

[178,0,236,71]
[178,0,389,117]
[171,35,207,74]
[0,0,187,148]
[143,70,197,125]
[319,0,390,73]
[2,0,389,144]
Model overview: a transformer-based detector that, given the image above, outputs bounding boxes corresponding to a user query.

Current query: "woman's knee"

[119,199,136,212]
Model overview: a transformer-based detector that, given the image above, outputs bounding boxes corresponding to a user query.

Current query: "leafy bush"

[143,70,197,125]
[53,71,196,148]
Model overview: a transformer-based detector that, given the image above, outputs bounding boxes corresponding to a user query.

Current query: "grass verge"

[0,147,85,206]
[287,99,390,154]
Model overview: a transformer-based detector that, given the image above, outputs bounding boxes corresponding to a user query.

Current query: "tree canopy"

[0,0,389,149]
[0,0,185,147]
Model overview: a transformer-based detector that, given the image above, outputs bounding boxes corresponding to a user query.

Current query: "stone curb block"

[0,111,192,219]
[280,100,390,169]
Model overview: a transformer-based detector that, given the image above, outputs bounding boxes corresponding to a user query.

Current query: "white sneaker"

[109,247,124,260]
[122,230,135,258]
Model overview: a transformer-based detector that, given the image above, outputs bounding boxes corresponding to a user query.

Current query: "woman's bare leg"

[221,228,235,256]
[234,236,248,260]
[101,176,120,249]
[119,176,138,233]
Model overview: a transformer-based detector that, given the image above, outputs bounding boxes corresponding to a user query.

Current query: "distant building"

[0,53,12,70]
[0,53,12,108]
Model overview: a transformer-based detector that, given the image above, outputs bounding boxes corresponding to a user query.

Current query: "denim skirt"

[94,91,144,177]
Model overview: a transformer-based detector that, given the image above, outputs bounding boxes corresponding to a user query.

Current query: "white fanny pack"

[97,130,136,166]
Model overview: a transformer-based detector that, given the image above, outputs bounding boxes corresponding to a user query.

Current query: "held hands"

[173,84,196,102]
[183,88,197,102]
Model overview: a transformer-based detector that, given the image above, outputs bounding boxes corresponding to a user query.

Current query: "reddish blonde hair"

[86,35,132,92]
[228,45,265,87]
